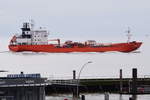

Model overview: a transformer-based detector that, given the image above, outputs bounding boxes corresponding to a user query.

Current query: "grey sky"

[0,0,150,38]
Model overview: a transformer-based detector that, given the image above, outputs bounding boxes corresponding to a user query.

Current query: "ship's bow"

[122,41,142,53]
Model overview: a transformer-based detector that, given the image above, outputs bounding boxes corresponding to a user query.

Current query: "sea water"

[45,93,150,100]
[0,36,149,78]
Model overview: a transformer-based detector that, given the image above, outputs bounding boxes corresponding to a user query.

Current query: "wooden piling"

[73,70,76,80]
[120,69,123,94]
[104,92,109,100]
[81,95,85,100]
[129,95,137,100]
[72,70,77,98]
[129,97,133,100]
[132,68,137,94]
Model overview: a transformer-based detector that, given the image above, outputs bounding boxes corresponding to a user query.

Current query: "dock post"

[73,70,77,98]
[120,69,123,94]
[104,92,109,100]
[129,97,133,100]
[81,95,85,100]
[73,70,76,79]
[132,68,137,94]
[129,95,137,100]
[128,79,132,93]
[73,86,77,98]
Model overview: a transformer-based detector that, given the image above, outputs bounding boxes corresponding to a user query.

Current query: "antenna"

[126,27,132,43]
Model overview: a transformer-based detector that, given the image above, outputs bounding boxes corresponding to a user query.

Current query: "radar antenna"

[126,27,132,43]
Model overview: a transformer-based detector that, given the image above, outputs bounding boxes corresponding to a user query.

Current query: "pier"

[0,72,46,100]
[45,68,150,95]
[45,77,150,94]
[1,69,150,100]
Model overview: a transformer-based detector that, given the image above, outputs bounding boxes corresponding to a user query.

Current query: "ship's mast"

[30,19,35,30]
[126,27,132,43]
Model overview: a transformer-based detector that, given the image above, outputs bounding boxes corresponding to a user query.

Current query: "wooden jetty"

[45,77,150,94]
[45,68,150,95]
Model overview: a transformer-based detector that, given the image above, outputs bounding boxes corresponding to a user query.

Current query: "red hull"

[9,42,142,53]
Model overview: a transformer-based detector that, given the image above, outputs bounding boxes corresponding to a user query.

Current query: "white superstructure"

[31,29,49,45]
[11,22,49,45]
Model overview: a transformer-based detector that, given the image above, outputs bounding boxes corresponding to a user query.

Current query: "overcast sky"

[0,0,150,38]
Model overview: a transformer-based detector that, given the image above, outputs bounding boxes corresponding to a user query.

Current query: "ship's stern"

[8,45,20,52]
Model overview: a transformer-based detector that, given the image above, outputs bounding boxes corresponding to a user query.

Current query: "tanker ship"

[9,22,142,53]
